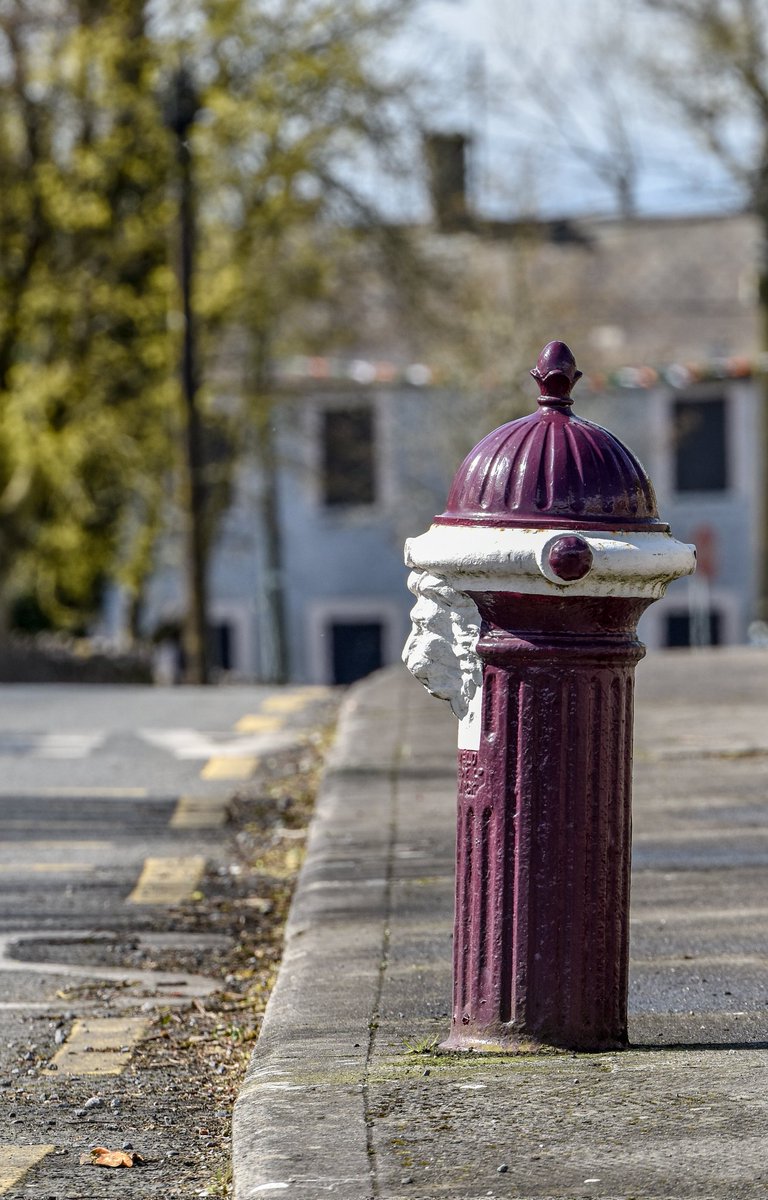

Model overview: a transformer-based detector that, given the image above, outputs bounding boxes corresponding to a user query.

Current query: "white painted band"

[457,678,483,751]
[405,525,696,600]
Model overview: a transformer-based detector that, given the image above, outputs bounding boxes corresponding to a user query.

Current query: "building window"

[330,621,383,684]
[321,406,376,506]
[673,397,727,492]
[665,610,722,648]
[424,131,469,232]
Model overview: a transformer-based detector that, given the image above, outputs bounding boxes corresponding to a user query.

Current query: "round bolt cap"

[547,535,593,581]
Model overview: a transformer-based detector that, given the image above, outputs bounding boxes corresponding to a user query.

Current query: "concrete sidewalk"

[233,649,768,1200]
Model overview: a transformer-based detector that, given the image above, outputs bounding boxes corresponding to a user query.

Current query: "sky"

[400,0,748,220]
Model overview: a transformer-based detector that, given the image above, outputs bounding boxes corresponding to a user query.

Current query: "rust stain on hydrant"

[403,341,696,1053]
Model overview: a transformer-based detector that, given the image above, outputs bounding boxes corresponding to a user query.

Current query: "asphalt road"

[0,682,332,1197]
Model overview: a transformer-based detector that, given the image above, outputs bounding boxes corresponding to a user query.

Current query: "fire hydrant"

[403,341,696,1052]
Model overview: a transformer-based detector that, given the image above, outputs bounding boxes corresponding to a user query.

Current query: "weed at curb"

[404,1034,441,1055]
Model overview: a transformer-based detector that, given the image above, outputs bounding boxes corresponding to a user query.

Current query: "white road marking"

[0,931,217,997]
[36,732,106,758]
[0,731,105,758]
[139,728,299,760]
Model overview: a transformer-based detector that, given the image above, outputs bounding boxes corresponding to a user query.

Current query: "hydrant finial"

[530,340,582,407]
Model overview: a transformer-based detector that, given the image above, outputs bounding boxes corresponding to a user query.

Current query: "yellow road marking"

[0,863,93,874]
[127,855,206,904]
[44,1017,150,1076]
[1,840,113,850]
[0,1146,56,1194]
[234,714,284,733]
[170,795,230,829]
[0,822,82,829]
[34,787,148,798]
[200,756,258,781]
[261,694,314,714]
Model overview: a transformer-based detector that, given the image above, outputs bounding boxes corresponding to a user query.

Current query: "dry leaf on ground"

[79,1147,146,1168]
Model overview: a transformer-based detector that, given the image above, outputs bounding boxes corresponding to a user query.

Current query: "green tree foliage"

[189,0,414,353]
[165,0,420,680]
[0,0,176,631]
[0,0,419,658]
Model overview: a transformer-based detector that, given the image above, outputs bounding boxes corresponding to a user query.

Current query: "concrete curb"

[232,668,414,1198]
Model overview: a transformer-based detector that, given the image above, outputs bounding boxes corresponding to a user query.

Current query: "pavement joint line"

[127,854,206,904]
[633,951,768,966]
[631,906,768,923]
[634,826,768,841]
[43,1016,151,1076]
[0,1146,56,1195]
[361,682,408,1198]
[170,794,230,829]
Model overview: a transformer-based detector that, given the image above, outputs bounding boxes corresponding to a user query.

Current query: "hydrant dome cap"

[436,342,666,531]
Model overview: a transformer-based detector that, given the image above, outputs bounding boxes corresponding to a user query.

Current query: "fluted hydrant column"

[404,342,696,1052]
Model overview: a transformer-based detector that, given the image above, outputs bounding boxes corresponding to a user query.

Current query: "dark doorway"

[210,621,234,671]
[665,610,722,647]
[330,621,383,685]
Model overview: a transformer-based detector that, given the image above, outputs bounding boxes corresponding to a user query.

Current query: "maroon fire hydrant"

[403,341,695,1052]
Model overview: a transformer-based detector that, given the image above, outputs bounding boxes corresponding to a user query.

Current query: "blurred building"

[139,208,765,682]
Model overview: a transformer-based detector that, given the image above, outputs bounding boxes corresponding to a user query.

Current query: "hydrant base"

[439,1029,629,1055]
